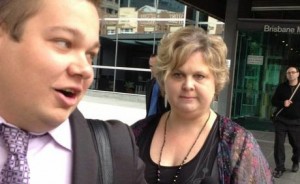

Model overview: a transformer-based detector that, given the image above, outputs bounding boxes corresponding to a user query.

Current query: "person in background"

[0,0,145,183]
[271,66,300,178]
[146,53,169,117]
[132,26,273,184]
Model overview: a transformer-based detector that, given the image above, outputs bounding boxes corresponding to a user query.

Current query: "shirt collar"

[0,116,72,151]
[48,119,72,151]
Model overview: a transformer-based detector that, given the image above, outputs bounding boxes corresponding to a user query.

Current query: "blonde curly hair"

[155,26,229,96]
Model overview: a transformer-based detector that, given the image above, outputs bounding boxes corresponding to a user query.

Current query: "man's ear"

[0,24,5,37]
[0,23,9,40]
[0,25,8,44]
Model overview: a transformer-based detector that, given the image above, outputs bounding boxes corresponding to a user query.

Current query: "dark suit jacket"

[69,109,146,184]
[145,78,169,117]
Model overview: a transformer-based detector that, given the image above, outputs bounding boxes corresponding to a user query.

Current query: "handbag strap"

[275,82,300,117]
[289,82,300,100]
[87,119,113,184]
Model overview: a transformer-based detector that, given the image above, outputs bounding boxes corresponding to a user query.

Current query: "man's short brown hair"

[0,0,100,41]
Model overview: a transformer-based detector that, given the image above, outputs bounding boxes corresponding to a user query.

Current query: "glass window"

[90,68,114,92]
[115,70,150,94]
[232,30,300,123]
[94,0,223,95]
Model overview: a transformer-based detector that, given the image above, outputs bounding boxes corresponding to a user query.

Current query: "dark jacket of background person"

[271,67,300,177]
[272,81,300,120]
[70,109,146,184]
[145,78,169,117]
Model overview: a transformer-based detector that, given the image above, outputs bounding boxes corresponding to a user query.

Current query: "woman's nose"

[182,77,194,90]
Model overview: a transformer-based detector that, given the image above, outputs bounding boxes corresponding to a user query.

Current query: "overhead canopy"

[177,0,226,21]
[176,0,300,21]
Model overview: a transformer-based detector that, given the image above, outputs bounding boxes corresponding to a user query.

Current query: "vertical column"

[217,0,239,116]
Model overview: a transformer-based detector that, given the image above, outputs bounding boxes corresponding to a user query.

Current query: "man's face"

[286,67,299,82]
[0,0,100,132]
[149,56,157,78]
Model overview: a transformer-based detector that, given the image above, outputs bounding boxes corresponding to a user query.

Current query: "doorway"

[231,30,300,131]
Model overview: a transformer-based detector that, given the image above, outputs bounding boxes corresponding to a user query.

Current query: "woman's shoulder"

[131,115,157,130]
[212,115,273,183]
[217,115,255,143]
[218,115,245,133]
[131,114,161,141]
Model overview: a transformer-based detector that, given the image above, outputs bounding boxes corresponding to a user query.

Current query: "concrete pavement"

[252,130,300,184]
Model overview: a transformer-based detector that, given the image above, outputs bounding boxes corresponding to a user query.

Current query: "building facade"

[91,0,223,95]
[91,0,300,131]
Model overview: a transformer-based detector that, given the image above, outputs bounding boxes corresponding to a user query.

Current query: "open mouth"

[56,89,77,98]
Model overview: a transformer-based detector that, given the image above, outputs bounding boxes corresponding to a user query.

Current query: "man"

[0,0,145,183]
[145,54,169,117]
[272,66,300,178]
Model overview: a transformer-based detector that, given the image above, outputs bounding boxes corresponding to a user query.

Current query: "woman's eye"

[172,73,182,79]
[194,74,204,80]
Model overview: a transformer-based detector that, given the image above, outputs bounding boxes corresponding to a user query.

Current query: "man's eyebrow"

[48,26,100,49]
[48,26,81,36]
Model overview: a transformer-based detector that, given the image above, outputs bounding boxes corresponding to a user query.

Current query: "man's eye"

[86,52,97,64]
[56,40,71,48]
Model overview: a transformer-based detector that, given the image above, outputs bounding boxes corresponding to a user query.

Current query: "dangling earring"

[164,94,168,108]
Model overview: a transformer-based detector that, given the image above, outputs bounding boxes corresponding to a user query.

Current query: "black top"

[272,81,300,119]
[137,115,219,184]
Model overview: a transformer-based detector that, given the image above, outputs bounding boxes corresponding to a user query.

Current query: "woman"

[131,26,273,184]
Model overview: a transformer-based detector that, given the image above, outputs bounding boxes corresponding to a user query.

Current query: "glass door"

[232,30,300,131]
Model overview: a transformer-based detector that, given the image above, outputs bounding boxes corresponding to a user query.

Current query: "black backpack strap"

[87,119,146,184]
[87,119,113,184]
[104,120,136,183]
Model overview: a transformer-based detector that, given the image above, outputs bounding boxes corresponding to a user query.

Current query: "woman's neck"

[168,110,214,129]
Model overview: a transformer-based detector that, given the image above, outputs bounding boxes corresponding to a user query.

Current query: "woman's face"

[164,52,216,115]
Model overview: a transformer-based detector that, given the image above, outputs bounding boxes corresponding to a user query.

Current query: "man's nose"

[67,54,93,80]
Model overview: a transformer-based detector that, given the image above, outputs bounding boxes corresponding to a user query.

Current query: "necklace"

[157,111,211,184]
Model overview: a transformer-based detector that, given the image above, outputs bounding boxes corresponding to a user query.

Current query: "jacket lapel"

[69,109,100,184]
